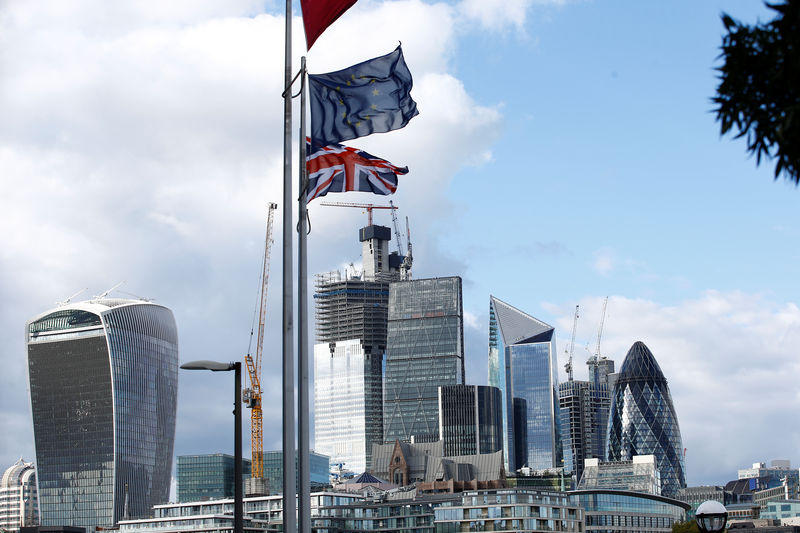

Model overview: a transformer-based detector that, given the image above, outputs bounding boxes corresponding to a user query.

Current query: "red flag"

[300,0,358,49]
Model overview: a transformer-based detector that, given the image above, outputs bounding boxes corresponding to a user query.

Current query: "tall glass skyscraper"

[26,299,178,528]
[314,339,383,473]
[607,341,685,497]
[383,276,464,443]
[488,296,562,471]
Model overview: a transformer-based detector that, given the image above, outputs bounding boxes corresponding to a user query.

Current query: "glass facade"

[569,489,688,533]
[607,341,685,497]
[384,277,464,443]
[314,339,383,474]
[27,300,178,528]
[488,296,561,471]
[438,385,503,457]
[313,271,389,476]
[261,450,330,495]
[176,454,252,503]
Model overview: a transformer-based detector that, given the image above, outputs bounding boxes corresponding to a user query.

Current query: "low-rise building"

[118,492,362,533]
[676,485,725,520]
[434,489,583,533]
[578,456,661,495]
[570,489,689,533]
[0,458,38,532]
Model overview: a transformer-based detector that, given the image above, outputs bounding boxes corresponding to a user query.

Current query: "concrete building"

[676,485,726,519]
[0,459,38,531]
[117,492,363,533]
[176,454,252,503]
[26,299,178,528]
[607,341,685,497]
[488,296,562,471]
[434,489,584,533]
[438,385,503,458]
[383,277,465,443]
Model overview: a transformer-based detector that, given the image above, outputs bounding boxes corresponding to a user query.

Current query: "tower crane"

[587,296,609,369]
[388,200,405,255]
[243,202,277,488]
[564,305,579,381]
[318,201,396,226]
[400,216,413,280]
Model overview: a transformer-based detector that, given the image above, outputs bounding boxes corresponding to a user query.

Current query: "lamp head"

[180,360,235,372]
[696,500,727,533]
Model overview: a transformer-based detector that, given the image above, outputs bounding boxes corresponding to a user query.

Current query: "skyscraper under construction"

[313,223,404,474]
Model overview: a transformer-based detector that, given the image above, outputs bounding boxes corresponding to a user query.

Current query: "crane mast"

[244,202,277,486]
[594,296,608,359]
[388,200,405,255]
[564,305,579,381]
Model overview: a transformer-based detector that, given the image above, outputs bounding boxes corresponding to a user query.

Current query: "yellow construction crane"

[243,202,277,489]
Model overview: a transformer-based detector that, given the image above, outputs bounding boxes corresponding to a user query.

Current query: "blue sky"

[2,0,799,491]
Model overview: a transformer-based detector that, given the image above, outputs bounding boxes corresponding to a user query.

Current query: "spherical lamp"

[696,500,728,533]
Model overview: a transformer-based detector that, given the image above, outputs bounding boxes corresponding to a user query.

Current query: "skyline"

[2,0,800,492]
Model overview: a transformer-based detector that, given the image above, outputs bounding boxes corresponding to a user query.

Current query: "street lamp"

[696,500,728,533]
[181,360,242,533]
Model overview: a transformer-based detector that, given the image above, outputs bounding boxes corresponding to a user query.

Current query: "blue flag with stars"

[309,45,419,147]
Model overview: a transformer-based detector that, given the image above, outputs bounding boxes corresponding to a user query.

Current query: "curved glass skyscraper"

[607,341,685,496]
[26,299,178,528]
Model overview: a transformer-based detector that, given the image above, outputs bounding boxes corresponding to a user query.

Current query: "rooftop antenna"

[564,305,579,381]
[56,288,88,307]
[95,281,125,300]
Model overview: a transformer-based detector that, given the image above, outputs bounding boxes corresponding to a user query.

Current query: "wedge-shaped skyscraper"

[488,296,562,471]
[607,341,685,497]
[26,299,178,528]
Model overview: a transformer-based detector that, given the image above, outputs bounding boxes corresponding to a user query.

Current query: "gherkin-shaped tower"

[607,341,685,496]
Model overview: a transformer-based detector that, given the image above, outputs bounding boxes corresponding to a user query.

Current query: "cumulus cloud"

[457,0,568,31]
[549,292,800,484]
[0,0,502,469]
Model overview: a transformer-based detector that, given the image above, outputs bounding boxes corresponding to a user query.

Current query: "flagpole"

[296,55,311,533]
[281,0,296,532]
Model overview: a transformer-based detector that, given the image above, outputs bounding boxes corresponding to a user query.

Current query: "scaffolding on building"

[314,270,390,352]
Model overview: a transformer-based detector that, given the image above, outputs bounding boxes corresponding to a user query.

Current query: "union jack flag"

[305,138,408,202]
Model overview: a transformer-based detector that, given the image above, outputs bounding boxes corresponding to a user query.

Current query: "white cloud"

[0,0,502,469]
[592,247,616,275]
[457,0,568,31]
[551,292,800,484]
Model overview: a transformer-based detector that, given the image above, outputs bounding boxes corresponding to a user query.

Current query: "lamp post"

[181,360,242,533]
[696,500,728,533]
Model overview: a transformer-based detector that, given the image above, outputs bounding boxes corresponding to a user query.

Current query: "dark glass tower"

[383,276,464,443]
[607,341,686,497]
[26,299,178,528]
[438,385,503,457]
[488,296,562,471]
